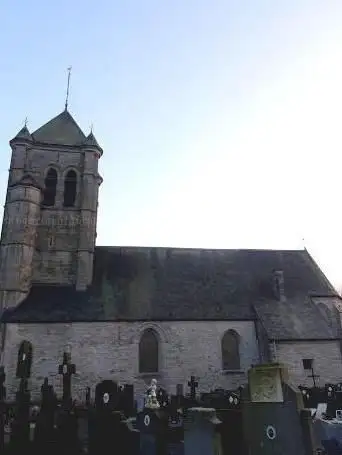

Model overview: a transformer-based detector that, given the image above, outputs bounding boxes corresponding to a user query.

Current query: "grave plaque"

[249,364,284,403]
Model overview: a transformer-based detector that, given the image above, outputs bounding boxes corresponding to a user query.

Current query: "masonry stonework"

[275,341,342,386]
[3,321,259,400]
[2,109,342,403]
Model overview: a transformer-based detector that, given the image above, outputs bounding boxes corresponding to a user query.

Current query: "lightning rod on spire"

[65,66,72,110]
[24,117,28,128]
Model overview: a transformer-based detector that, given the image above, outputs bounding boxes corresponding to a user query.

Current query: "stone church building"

[0,108,342,400]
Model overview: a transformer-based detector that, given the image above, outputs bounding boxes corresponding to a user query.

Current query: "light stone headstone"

[249,363,284,403]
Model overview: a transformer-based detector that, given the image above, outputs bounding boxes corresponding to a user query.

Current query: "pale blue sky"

[1,1,342,289]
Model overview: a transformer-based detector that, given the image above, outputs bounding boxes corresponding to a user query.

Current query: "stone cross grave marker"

[58,352,76,405]
[188,376,198,401]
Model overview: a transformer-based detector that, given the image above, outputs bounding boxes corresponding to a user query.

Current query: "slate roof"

[31,110,86,146]
[2,247,339,341]
[10,125,32,143]
[254,297,338,340]
[84,132,103,153]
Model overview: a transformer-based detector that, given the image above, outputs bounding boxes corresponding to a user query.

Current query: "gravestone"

[33,378,58,455]
[187,377,198,403]
[243,363,308,455]
[89,379,137,455]
[0,367,6,452]
[55,352,81,455]
[121,384,135,417]
[10,344,33,453]
[86,387,91,407]
[167,397,184,455]
[136,408,168,455]
[201,388,244,455]
[10,378,31,453]
[58,351,76,406]
[176,384,184,409]
[183,408,221,455]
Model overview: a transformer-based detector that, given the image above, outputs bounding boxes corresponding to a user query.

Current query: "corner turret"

[9,125,32,145]
[0,173,41,311]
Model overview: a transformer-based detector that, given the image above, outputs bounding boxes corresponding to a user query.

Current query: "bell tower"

[0,108,103,312]
[31,108,103,290]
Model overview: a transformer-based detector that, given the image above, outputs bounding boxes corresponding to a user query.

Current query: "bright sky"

[1,0,342,290]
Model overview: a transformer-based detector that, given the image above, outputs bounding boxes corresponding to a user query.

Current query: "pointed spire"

[84,130,103,154]
[65,66,72,111]
[10,124,33,144]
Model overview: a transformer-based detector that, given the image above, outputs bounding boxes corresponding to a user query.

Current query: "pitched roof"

[84,132,103,152]
[31,109,86,146]
[10,125,32,143]
[2,247,338,341]
[254,297,338,341]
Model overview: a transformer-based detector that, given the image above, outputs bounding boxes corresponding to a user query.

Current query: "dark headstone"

[95,380,120,411]
[58,352,76,406]
[55,402,82,455]
[243,383,306,455]
[89,380,135,455]
[16,341,32,379]
[85,387,91,407]
[183,408,221,455]
[187,377,198,402]
[121,384,134,417]
[137,408,169,455]
[0,367,6,452]
[10,378,31,453]
[33,378,58,455]
[167,406,184,455]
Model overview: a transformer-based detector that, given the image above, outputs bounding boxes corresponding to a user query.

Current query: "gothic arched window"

[42,168,57,206]
[221,330,240,370]
[16,340,33,378]
[63,170,77,207]
[139,329,159,373]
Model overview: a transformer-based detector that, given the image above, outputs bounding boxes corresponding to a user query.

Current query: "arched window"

[16,340,33,378]
[63,170,77,207]
[221,330,240,370]
[139,328,159,373]
[42,168,57,206]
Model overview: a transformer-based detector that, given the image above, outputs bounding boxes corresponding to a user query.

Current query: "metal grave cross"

[58,352,76,403]
[188,376,198,400]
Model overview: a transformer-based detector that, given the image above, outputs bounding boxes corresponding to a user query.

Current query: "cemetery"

[2,344,342,454]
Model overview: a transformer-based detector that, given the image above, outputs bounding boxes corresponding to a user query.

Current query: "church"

[0,107,342,400]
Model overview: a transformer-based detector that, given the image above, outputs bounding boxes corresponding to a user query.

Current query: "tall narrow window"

[222,330,240,370]
[139,329,159,373]
[63,170,77,207]
[16,340,33,379]
[42,168,57,206]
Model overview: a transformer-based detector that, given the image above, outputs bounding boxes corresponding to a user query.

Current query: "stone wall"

[275,340,342,386]
[2,320,259,400]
